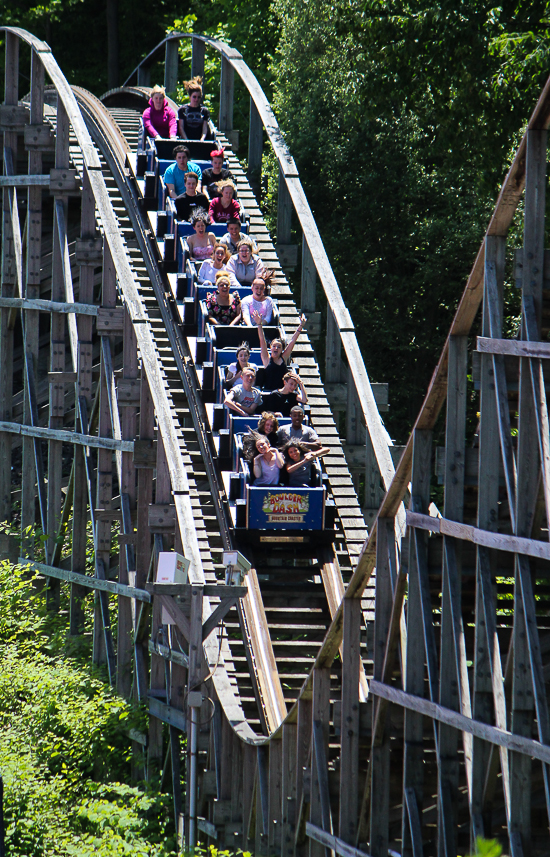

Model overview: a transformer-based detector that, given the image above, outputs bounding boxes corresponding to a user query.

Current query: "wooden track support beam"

[21,48,44,559]
[438,333,468,856]
[511,128,548,856]
[472,234,508,844]
[71,168,96,633]
[401,429,431,857]
[0,31,18,560]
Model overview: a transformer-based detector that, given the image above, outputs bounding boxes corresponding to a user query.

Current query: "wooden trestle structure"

[2,24,550,857]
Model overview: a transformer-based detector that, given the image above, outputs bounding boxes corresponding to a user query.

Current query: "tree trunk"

[106,0,119,89]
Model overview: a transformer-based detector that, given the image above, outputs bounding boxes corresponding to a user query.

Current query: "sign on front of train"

[248,487,325,529]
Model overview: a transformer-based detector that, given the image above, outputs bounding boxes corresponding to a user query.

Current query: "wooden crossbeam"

[158,594,192,641]
[306,823,371,857]
[0,419,134,451]
[0,173,50,186]
[0,296,99,314]
[477,336,550,358]
[148,639,189,668]
[148,696,186,731]
[20,558,151,602]
[407,510,550,560]
[369,681,550,765]
[202,595,242,641]
[146,583,247,598]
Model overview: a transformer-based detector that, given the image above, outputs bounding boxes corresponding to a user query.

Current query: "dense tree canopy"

[270,0,550,436]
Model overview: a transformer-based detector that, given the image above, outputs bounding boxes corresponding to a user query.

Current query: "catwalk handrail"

[124,32,402,519]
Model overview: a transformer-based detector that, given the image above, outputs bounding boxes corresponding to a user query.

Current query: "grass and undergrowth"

[0,534,179,857]
[0,521,251,857]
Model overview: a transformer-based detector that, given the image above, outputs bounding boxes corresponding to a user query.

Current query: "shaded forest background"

[1,0,550,439]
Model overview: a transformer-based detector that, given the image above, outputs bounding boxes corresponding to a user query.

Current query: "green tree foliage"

[469,838,504,857]
[172,0,279,94]
[270,0,550,436]
[0,0,185,94]
[0,560,177,856]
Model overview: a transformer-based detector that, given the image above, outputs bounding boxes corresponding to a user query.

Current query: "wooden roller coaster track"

[2,25,550,857]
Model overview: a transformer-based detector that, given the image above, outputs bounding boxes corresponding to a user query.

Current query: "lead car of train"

[129,130,336,547]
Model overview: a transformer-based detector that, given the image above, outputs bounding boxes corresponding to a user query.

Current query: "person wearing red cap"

[202,148,235,199]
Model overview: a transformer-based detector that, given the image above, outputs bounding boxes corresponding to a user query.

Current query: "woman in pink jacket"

[142,85,177,140]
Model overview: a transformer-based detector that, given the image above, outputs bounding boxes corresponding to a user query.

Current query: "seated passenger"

[264,371,308,417]
[142,85,177,140]
[202,148,235,198]
[164,145,203,201]
[226,239,266,290]
[252,435,285,487]
[171,173,209,222]
[241,278,275,326]
[277,405,321,449]
[220,219,257,256]
[178,76,210,141]
[187,211,216,261]
[224,366,263,415]
[226,343,252,388]
[256,312,306,389]
[208,180,240,224]
[198,243,230,284]
[257,412,280,447]
[205,272,242,326]
[283,441,330,488]
[241,413,281,465]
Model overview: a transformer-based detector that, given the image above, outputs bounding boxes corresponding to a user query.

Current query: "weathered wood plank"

[21,49,44,559]
[339,597,360,845]
[306,823,372,857]
[19,557,150,602]
[310,668,331,857]
[406,511,550,560]
[437,333,468,854]
[0,173,50,186]
[0,296,99,314]
[0,420,134,451]
[401,430,431,857]
[477,336,550,358]
[370,680,550,766]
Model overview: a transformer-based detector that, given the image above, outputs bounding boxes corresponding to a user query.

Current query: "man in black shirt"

[174,172,209,221]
